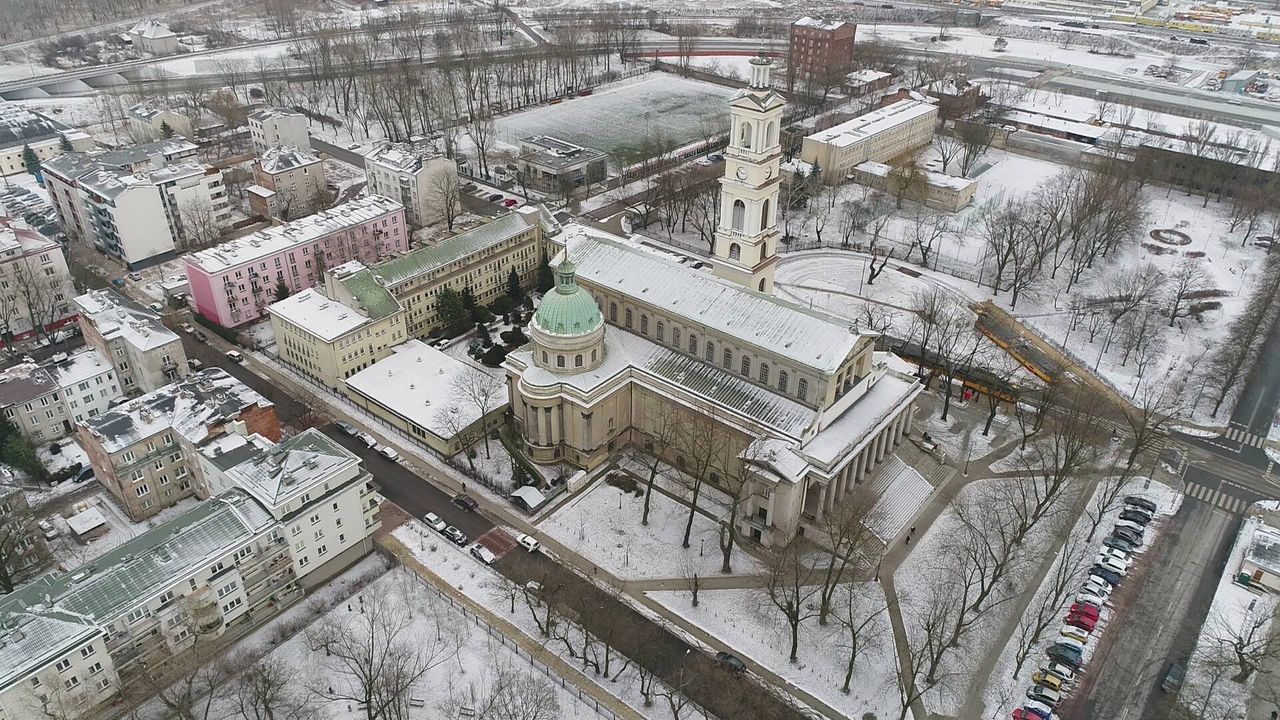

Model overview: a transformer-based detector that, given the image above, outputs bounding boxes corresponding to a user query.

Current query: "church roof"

[533,259,602,337]
[561,226,868,375]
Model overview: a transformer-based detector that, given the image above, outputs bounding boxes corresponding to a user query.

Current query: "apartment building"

[355,208,545,339]
[268,281,405,389]
[800,99,939,182]
[250,146,327,221]
[364,142,458,228]
[0,422,381,720]
[75,289,188,393]
[247,108,310,156]
[515,135,608,198]
[787,17,857,90]
[0,362,69,443]
[184,195,407,328]
[0,217,78,342]
[0,103,93,177]
[850,161,978,212]
[127,103,195,142]
[0,485,45,585]
[77,368,280,521]
[47,349,122,425]
[77,162,231,268]
[43,139,200,243]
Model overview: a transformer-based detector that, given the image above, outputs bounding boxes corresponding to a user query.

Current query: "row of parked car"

[1013,495,1159,720]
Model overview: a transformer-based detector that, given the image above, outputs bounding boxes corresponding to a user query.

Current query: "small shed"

[65,507,108,542]
[510,485,547,513]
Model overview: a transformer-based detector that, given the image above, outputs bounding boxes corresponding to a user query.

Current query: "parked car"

[128,272,142,281]
[503,198,520,207]
[180,323,194,333]
[73,466,95,484]
[194,330,209,342]
[1011,709,1046,720]
[378,446,400,462]
[1161,660,1185,692]
[442,525,468,546]
[1066,612,1097,633]
[335,421,356,435]
[1125,496,1158,513]
[1076,591,1107,608]
[187,359,203,370]
[452,493,479,512]
[1090,565,1123,587]
[1042,662,1076,683]
[1119,509,1152,525]
[1097,555,1129,575]
[461,182,477,192]
[1099,546,1130,563]
[695,157,713,167]
[1027,685,1061,707]
[524,581,543,596]
[714,651,746,672]
[1021,700,1056,719]
[470,544,497,564]
[423,512,447,532]
[1059,625,1090,644]
[1082,577,1112,596]
[225,350,244,363]
[111,278,126,287]
[708,153,724,161]
[517,534,541,553]
[148,302,164,313]
[357,431,377,448]
[486,193,504,203]
[38,520,58,540]
[1031,671,1063,692]
[1047,643,1083,670]
[1104,534,1140,552]
[1111,526,1143,545]
[1053,635,1087,654]
[1070,603,1100,620]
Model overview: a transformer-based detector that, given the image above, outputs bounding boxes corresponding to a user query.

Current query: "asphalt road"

[1223,307,1280,465]
[1073,499,1236,720]
[177,331,804,720]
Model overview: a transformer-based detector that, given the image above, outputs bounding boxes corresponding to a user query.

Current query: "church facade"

[503,55,922,547]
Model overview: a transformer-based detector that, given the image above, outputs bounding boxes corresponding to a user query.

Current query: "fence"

[779,236,1009,292]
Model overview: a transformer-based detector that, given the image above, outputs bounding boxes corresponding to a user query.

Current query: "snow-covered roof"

[801,371,921,466]
[186,195,402,274]
[847,69,891,85]
[0,103,69,152]
[248,107,304,122]
[0,362,57,408]
[47,348,113,389]
[1004,109,1109,140]
[1246,524,1280,578]
[224,429,360,510]
[258,145,320,174]
[854,161,977,191]
[129,20,175,39]
[127,102,178,123]
[807,100,938,149]
[246,184,275,198]
[370,211,535,289]
[0,217,58,258]
[42,138,199,183]
[364,142,441,173]
[81,368,272,453]
[561,224,869,375]
[78,161,209,199]
[344,340,494,441]
[65,507,107,536]
[794,16,850,30]
[74,289,180,352]
[267,287,373,342]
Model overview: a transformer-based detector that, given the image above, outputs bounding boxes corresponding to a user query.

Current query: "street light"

[700,538,705,557]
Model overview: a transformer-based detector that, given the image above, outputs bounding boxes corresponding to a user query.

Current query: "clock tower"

[710,51,787,295]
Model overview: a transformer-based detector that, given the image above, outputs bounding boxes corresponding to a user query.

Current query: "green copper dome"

[534,259,603,336]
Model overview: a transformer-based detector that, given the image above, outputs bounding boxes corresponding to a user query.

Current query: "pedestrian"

[904,536,910,546]
[909,525,916,535]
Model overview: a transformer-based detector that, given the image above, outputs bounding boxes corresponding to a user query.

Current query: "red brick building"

[787,17,858,92]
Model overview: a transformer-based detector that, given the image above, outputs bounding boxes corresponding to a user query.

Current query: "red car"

[1071,603,1101,619]
[503,199,519,207]
[1066,612,1098,633]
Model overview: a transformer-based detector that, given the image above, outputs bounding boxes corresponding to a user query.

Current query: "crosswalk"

[1222,427,1267,448]
[1185,482,1250,514]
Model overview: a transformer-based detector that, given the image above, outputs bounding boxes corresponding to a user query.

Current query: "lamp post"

[700,538,705,556]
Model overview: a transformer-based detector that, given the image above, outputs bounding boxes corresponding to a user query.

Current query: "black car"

[714,651,746,672]
[1161,660,1185,692]
[442,525,468,546]
[461,182,477,192]
[1090,565,1123,586]
[486,193,504,203]
[194,330,209,342]
[452,493,479,512]
[1125,496,1157,514]
[1047,643,1083,670]
[1112,526,1143,545]
[1119,509,1152,525]
[73,465,95,484]
[1103,535,1139,553]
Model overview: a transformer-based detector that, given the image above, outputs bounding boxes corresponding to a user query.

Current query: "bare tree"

[934,133,963,175]
[673,414,728,549]
[179,197,224,251]
[0,489,43,592]
[816,486,881,625]
[762,536,822,663]
[1009,516,1091,679]
[1164,258,1211,327]
[1204,602,1280,683]
[834,582,888,695]
[428,169,463,231]
[450,365,502,460]
[231,656,319,720]
[633,405,683,526]
[468,663,561,720]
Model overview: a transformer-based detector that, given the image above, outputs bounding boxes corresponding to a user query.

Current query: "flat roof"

[267,287,371,341]
[344,340,493,440]
[74,289,180,352]
[807,100,938,148]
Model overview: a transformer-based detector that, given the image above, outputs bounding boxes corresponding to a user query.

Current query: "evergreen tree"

[58,134,72,152]
[436,287,469,335]
[21,145,39,176]
[536,251,555,293]
[461,285,476,313]
[506,267,523,302]
[159,121,175,138]
[274,279,291,302]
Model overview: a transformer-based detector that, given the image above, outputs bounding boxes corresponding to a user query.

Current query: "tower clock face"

[736,167,748,181]
[765,167,773,179]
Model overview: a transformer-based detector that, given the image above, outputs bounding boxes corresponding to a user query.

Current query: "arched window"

[740,355,751,376]
[688,334,697,354]
[760,199,770,231]
[556,355,565,368]
[729,242,741,260]
[609,302,617,322]
[731,201,745,232]
[705,341,715,362]
[739,121,752,149]
[778,370,789,392]
[766,121,776,147]
[541,351,548,364]
[591,349,597,362]
[672,328,682,347]
[640,314,649,334]
[723,348,732,368]
[656,321,665,341]
[798,378,808,401]
[758,278,767,292]
[624,308,633,328]
[759,363,770,384]
[575,354,583,367]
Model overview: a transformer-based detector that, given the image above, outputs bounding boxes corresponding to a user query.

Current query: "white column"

[855,450,869,484]
[874,429,887,463]
[823,481,835,514]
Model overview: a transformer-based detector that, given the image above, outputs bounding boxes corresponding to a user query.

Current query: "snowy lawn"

[647,584,902,720]
[916,392,1016,467]
[42,491,202,573]
[39,438,88,475]
[537,474,764,581]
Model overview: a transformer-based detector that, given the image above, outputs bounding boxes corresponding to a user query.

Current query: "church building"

[502,55,922,547]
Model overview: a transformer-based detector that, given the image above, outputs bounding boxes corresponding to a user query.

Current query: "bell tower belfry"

[710,51,787,295]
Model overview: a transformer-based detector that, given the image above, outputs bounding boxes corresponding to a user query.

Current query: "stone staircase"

[864,455,934,543]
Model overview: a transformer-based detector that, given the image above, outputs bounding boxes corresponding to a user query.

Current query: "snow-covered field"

[537,474,764,581]
[493,74,734,164]
[38,439,88,475]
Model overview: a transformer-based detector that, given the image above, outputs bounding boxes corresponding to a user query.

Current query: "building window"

[574,354,583,367]
[656,321,665,341]
[723,348,732,368]
[80,646,95,659]
[761,198,771,229]
[556,355,565,368]
[798,378,808,401]
[624,308,633,328]
[672,328,681,348]
[729,242,741,260]
[741,356,751,376]
[55,659,71,672]
[704,341,714,362]
[609,303,617,322]
[688,334,697,354]
[640,315,649,334]
[731,201,745,232]
[759,363,770,384]
[135,485,150,497]
[778,370,789,392]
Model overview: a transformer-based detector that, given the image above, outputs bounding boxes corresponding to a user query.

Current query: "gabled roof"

[370,211,534,288]
[225,429,358,509]
[335,267,400,321]
[74,289,180,352]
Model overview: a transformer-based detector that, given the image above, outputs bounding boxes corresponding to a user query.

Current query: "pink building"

[184,195,407,327]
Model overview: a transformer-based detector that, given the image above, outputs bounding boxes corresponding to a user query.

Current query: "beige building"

[247,108,311,157]
[127,20,179,55]
[251,146,327,221]
[127,103,195,142]
[364,142,459,228]
[0,218,78,342]
[75,290,188,394]
[0,105,93,178]
[801,99,939,182]
[851,161,978,212]
[349,208,548,339]
[78,368,281,521]
[0,362,68,444]
[267,281,405,389]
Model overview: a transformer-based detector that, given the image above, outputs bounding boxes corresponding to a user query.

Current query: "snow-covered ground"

[38,438,88,475]
[647,584,902,720]
[40,490,200,573]
[537,474,764,581]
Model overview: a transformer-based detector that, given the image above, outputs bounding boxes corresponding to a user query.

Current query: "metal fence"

[779,237,1009,292]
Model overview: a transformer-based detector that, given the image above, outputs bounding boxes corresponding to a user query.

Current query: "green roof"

[534,259,602,337]
[371,212,533,288]
[339,268,400,320]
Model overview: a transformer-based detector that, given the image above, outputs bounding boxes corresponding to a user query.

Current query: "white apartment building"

[364,142,459,228]
[0,103,94,178]
[77,162,230,268]
[127,20,179,55]
[0,217,77,342]
[42,139,200,243]
[251,146,327,220]
[801,99,939,182]
[248,108,311,156]
[0,361,69,443]
[47,349,121,425]
[75,290,188,394]
[127,103,195,142]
